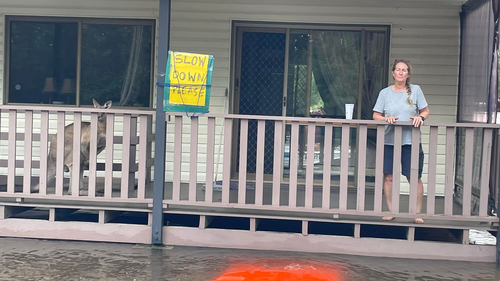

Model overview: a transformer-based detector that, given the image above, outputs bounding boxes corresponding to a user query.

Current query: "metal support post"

[151,0,171,245]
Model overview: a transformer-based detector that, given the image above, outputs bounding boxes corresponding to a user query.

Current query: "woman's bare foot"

[414,218,424,224]
[382,216,394,221]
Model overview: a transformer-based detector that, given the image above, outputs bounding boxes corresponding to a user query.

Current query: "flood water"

[0,237,499,280]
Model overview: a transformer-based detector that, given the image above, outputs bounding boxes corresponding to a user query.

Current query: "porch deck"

[0,174,494,233]
[0,177,495,262]
[0,176,468,215]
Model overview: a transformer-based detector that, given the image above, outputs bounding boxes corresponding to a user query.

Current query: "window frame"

[4,15,156,108]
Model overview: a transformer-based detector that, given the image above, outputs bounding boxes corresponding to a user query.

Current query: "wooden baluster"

[23,110,33,194]
[357,124,368,212]
[39,111,49,195]
[206,117,216,203]
[289,121,299,208]
[305,122,316,208]
[88,113,99,198]
[374,124,385,212]
[104,114,115,198]
[409,127,420,214]
[339,123,350,211]
[222,118,233,204]
[238,119,249,205]
[426,126,438,215]
[7,111,16,194]
[55,112,65,196]
[255,120,265,206]
[138,115,148,200]
[172,116,183,202]
[444,127,455,216]
[272,120,283,207]
[391,126,402,214]
[479,129,493,217]
[462,127,474,216]
[322,123,333,210]
[189,117,199,202]
[71,112,82,197]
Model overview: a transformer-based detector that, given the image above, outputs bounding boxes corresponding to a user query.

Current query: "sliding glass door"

[233,23,389,184]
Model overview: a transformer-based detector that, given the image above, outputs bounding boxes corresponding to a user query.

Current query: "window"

[6,16,154,107]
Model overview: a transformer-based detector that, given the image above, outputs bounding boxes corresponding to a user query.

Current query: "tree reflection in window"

[81,24,152,107]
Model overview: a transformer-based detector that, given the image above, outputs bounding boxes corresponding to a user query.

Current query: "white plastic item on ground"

[469,229,496,245]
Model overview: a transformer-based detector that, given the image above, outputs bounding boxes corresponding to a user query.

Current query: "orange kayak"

[214,265,341,281]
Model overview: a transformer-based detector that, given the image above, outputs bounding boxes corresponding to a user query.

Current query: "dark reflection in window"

[7,18,153,107]
[9,21,77,105]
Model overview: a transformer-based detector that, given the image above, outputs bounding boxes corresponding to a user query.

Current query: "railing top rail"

[165,112,500,129]
[0,105,155,116]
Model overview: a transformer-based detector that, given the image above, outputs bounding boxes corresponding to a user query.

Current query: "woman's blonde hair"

[392,59,413,106]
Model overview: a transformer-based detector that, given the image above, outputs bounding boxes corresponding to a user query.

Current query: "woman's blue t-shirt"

[373,84,428,145]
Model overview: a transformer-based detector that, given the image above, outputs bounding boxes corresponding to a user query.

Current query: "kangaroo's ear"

[104,100,112,109]
[92,99,101,108]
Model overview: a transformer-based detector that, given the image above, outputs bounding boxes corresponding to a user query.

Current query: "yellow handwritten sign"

[167,52,212,107]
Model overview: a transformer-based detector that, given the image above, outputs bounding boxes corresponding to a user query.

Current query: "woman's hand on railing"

[410,116,424,127]
[385,116,399,124]
[373,112,398,124]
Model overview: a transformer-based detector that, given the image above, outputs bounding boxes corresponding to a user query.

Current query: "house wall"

[0,0,463,194]
[165,0,463,194]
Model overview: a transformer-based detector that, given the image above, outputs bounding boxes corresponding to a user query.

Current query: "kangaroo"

[32,99,112,195]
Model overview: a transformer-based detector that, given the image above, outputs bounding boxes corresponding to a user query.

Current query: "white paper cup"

[345,104,354,119]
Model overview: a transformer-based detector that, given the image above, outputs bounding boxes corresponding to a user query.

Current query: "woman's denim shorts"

[383,144,424,179]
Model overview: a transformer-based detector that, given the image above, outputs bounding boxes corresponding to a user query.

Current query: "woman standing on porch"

[372,59,430,224]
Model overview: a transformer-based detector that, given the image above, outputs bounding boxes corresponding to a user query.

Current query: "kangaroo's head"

[92,99,112,122]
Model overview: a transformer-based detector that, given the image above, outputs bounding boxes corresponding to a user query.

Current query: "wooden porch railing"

[165,112,500,226]
[0,106,154,202]
[0,106,498,227]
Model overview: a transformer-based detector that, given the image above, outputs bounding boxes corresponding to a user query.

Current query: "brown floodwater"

[0,237,498,280]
